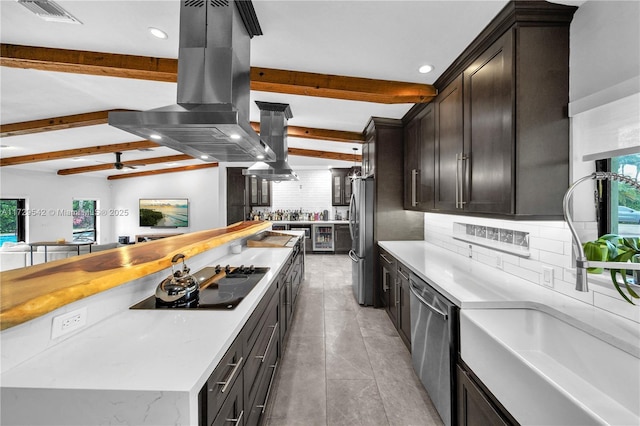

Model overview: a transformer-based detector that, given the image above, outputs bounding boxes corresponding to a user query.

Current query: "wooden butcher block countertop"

[246,231,296,248]
[0,221,271,330]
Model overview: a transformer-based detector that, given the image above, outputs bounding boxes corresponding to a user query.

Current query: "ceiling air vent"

[17,0,82,24]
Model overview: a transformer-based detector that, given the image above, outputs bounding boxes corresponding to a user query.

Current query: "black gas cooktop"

[130,265,270,310]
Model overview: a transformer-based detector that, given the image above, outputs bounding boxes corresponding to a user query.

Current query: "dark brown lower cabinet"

[211,377,244,426]
[334,224,352,254]
[379,247,411,350]
[200,240,303,426]
[379,248,397,327]
[457,363,518,426]
[397,262,412,349]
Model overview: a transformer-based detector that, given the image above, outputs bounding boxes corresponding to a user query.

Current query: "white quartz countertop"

[379,240,640,357]
[0,246,295,395]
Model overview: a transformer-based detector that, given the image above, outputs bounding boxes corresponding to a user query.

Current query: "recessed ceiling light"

[201,155,209,159]
[230,133,241,140]
[418,64,434,74]
[148,27,168,39]
[257,154,265,160]
[71,157,85,162]
[165,163,179,166]
[149,134,162,140]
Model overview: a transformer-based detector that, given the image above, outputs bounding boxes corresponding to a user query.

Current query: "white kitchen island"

[1,228,303,426]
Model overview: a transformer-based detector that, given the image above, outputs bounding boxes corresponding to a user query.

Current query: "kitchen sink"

[460,306,640,426]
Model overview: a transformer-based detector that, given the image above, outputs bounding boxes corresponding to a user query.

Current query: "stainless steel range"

[131,264,270,310]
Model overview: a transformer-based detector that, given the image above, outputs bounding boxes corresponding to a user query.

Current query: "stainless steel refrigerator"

[348,177,374,305]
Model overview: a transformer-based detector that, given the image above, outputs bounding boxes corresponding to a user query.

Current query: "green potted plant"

[583,234,640,304]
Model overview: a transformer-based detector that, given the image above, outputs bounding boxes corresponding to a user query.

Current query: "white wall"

[569,0,639,103]
[568,0,640,222]
[0,166,224,244]
[110,167,222,242]
[0,169,113,243]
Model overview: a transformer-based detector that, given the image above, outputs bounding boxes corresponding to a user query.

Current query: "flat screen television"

[139,199,189,228]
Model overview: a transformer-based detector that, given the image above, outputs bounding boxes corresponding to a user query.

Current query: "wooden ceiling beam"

[251,67,436,104]
[250,122,364,143]
[57,154,193,175]
[107,163,218,180]
[288,147,362,163]
[0,140,160,167]
[0,44,177,82]
[0,109,132,137]
[1,44,435,104]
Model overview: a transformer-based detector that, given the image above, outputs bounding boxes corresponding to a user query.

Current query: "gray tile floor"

[265,254,443,426]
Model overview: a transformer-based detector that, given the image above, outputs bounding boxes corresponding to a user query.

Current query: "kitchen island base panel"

[1,388,190,426]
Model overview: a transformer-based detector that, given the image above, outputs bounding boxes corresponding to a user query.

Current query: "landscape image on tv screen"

[139,199,189,227]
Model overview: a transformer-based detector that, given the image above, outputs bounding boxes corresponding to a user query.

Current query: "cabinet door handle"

[395,278,400,306]
[411,169,419,207]
[455,153,461,208]
[456,152,468,208]
[380,254,393,264]
[214,356,243,394]
[256,322,278,363]
[256,360,279,414]
[461,153,469,207]
[225,410,244,426]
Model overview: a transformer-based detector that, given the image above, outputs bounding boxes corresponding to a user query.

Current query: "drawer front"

[243,278,278,354]
[379,248,396,270]
[203,337,243,424]
[245,336,279,426]
[211,375,244,426]
[244,292,279,408]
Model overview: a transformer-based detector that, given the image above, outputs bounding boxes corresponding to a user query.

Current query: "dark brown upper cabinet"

[404,1,576,219]
[404,103,435,211]
[331,168,353,206]
[434,75,464,212]
[248,175,271,207]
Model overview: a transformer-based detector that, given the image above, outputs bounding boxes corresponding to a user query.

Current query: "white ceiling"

[0,0,514,177]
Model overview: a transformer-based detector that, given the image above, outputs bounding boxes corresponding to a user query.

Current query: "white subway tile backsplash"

[504,262,541,283]
[594,292,640,323]
[270,169,333,213]
[529,236,565,254]
[423,212,640,324]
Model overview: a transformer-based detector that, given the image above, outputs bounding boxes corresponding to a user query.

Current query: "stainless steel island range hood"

[244,101,298,181]
[109,0,275,163]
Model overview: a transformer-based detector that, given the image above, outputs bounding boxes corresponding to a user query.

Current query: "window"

[610,153,640,237]
[72,200,97,242]
[0,199,26,243]
[598,153,640,237]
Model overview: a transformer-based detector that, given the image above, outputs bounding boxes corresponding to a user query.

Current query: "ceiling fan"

[113,152,145,170]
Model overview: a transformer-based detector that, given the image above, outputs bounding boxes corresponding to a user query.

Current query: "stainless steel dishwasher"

[409,273,458,426]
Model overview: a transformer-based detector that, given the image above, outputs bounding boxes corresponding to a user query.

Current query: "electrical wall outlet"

[468,244,473,258]
[496,255,503,270]
[542,266,554,288]
[51,307,87,339]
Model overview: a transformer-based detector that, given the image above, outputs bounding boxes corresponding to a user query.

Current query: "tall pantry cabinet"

[364,117,424,308]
